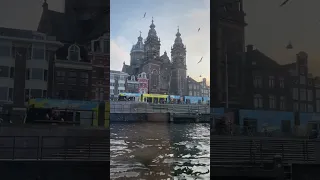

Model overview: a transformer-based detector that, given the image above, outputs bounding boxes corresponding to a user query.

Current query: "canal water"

[110,122,210,180]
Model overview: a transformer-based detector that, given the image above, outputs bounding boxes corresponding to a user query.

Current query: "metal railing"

[110,103,210,114]
[210,136,316,164]
[0,136,109,160]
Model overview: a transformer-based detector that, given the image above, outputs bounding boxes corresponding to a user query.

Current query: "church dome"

[131,32,144,52]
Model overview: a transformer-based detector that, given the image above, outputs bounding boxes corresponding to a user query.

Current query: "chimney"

[246,45,253,52]
[42,0,48,12]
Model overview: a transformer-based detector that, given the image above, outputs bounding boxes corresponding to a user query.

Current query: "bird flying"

[197,57,203,64]
[143,12,146,18]
[198,28,200,32]
[280,0,290,7]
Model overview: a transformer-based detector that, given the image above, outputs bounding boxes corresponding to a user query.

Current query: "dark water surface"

[110,123,210,180]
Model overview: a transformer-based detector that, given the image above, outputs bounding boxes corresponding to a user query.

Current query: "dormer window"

[68,44,80,61]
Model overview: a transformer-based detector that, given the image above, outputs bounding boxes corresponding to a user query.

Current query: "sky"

[1,0,320,77]
[244,0,320,76]
[110,0,210,83]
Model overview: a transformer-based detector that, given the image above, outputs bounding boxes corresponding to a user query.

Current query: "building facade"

[110,70,129,100]
[126,75,139,93]
[0,27,62,106]
[212,0,247,108]
[37,0,109,101]
[244,45,318,113]
[122,19,187,95]
[187,76,210,97]
[137,72,148,94]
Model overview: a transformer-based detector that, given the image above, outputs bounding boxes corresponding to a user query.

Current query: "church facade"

[122,19,188,95]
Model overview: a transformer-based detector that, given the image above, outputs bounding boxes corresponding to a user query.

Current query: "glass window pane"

[0,45,10,57]
[31,68,43,80]
[0,87,8,100]
[0,66,9,77]
[33,48,45,59]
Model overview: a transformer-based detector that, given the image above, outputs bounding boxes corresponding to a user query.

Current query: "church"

[122,18,188,95]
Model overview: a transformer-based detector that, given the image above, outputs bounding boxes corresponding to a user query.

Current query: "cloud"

[110,0,210,80]
[110,36,131,70]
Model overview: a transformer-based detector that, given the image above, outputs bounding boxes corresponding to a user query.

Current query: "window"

[300,75,305,84]
[307,89,313,101]
[68,44,80,61]
[8,88,13,101]
[80,72,88,86]
[25,89,30,100]
[0,45,10,57]
[300,103,306,112]
[110,83,115,87]
[269,95,276,109]
[0,66,9,77]
[300,89,306,100]
[0,87,8,100]
[292,88,298,100]
[316,89,320,98]
[120,76,125,81]
[42,90,47,98]
[110,89,114,94]
[26,69,30,80]
[269,76,275,88]
[10,67,14,78]
[253,76,262,88]
[279,78,284,88]
[118,83,124,87]
[300,67,305,75]
[110,74,114,80]
[32,47,45,59]
[253,94,263,108]
[317,100,320,112]
[31,68,44,80]
[30,89,42,98]
[68,72,77,85]
[103,40,109,54]
[44,70,48,81]
[308,104,313,112]
[280,96,285,110]
[56,71,65,83]
[293,102,299,112]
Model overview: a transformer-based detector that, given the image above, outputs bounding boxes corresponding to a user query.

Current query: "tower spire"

[42,0,48,11]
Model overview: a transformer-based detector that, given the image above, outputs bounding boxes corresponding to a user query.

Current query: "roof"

[0,27,34,39]
[247,49,280,68]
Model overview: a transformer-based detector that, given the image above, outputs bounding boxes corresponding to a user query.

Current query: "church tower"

[142,18,162,94]
[130,31,144,74]
[144,17,161,62]
[170,27,187,95]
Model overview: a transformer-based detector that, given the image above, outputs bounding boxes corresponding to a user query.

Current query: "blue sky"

[110,0,210,83]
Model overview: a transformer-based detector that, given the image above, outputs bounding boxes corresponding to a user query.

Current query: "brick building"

[37,0,109,101]
[244,45,318,112]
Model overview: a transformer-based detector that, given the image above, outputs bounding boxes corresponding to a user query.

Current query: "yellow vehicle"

[141,94,168,103]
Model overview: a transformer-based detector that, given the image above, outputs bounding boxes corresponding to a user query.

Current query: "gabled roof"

[247,49,280,68]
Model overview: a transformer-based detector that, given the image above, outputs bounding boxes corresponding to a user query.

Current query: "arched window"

[68,44,80,61]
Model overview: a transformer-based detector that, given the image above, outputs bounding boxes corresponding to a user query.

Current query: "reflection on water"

[110,123,210,179]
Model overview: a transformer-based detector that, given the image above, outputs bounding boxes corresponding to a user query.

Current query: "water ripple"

[110,123,210,179]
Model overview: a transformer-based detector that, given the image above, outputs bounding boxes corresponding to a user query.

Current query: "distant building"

[110,70,129,100]
[244,45,317,112]
[122,19,187,95]
[137,72,148,94]
[200,78,210,97]
[126,75,139,93]
[187,76,201,96]
[0,27,62,107]
[37,0,109,101]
